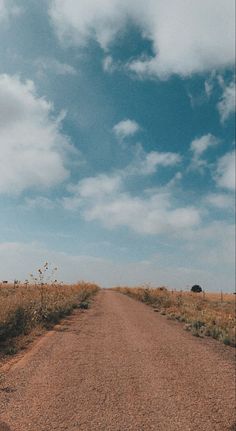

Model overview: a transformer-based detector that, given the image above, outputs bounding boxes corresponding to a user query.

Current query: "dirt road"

[0,290,235,431]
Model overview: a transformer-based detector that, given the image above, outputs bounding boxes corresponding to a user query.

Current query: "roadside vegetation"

[0,265,99,355]
[114,286,236,347]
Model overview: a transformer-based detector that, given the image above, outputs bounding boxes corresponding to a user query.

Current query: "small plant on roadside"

[79,301,89,309]
[0,267,100,352]
[114,286,235,347]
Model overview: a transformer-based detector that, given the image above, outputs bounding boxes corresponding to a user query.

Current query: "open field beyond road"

[0,290,235,431]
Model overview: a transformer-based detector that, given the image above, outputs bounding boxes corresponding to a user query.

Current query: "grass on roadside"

[114,286,236,347]
[0,282,99,355]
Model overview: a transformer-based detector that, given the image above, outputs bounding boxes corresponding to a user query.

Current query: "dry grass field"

[114,286,236,347]
[0,281,99,354]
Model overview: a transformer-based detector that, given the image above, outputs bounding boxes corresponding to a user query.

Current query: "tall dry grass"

[114,286,236,346]
[0,282,99,346]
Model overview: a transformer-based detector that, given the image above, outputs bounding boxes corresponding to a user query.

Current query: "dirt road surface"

[0,290,235,431]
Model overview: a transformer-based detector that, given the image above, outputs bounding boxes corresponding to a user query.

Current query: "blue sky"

[0,0,235,290]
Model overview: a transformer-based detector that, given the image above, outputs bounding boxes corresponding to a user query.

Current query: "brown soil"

[0,290,235,431]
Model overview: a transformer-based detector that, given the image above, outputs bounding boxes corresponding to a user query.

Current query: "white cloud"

[50,0,235,78]
[63,172,200,235]
[134,151,181,175]
[0,0,7,20]
[205,193,234,210]
[204,79,214,99]
[190,134,219,170]
[113,119,140,139]
[63,174,122,210]
[217,80,235,122]
[35,57,77,76]
[85,194,200,234]
[215,150,235,191]
[190,134,219,157]
[49,0,131,50]
[0,0,22,21]
[0,74,74,194]
[203,75,235,122]
[103,56,123,73]
[126,145,181,175]
[103,56,117,73]
[61,141,191,235]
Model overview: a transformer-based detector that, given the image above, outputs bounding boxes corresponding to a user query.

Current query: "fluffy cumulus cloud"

[113,119,140,139]
[217,80,235,123]
[0,74,74,194]
[215,151,235,191]
[190,134,219,170]
[63,174,122,210]
[126,144,181,176]
[133,151,181,175]
[190,134,219,157]
[49,0,131,49]
[49,0,235,78]
[63,171,200,235]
